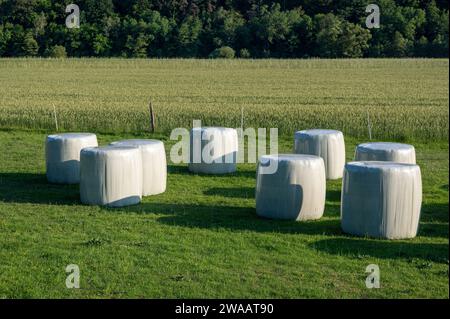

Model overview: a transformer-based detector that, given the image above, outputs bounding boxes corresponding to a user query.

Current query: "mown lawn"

[0,130,447,298]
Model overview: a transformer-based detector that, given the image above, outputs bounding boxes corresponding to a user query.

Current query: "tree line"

[0,0,448,58]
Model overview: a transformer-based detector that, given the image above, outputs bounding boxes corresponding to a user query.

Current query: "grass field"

[0,59,448,141]
[0,58,448,298]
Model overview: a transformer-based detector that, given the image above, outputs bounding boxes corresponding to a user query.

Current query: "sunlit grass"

[0,58,448,140]
[0,131,447,298]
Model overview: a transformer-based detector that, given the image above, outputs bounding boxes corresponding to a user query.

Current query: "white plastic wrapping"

[110,139,167,196]
[341,161,422,239]
[80,146,142,207]
[45,133,98,184]
[256,154,326,221]
[294,129,345,180]
[189,127,238,174]
[355,142,416,164]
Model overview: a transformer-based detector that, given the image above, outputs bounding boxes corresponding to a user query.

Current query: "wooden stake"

[149,100,155,133]
[367,109,372,140]
[53,104,58,131]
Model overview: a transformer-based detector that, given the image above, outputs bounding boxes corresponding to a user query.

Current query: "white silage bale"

[45,133,98,184]
[189,127,238,174]
[256,154,326,221]
[110,139,167,196]
[341,161,422,239]
[355,142,416,164]
[80,146,142,207]
[294,129,345,180]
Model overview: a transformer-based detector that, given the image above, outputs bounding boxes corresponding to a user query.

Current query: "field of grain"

[0,59,448,140]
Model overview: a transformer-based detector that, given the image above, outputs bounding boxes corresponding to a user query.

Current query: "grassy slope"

[0,130,447,298]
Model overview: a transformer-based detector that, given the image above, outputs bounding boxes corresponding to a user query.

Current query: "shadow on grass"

[310,237,449,263]
[203,187,255,198]
[418,222,449,238]
[1,173,447,239]
[326,189,341,202]
[167,165,189,175]
[202,185,342,202]
[168,165,256,179]
[420,202,449,223]
[121,202,343,236]
[0,173,79,204]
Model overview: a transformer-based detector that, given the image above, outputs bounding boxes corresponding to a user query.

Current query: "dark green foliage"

[20,31,39,56]
[209,46,235,58]
[46,44,67,57]
[239,48,251,58]
[0,0,447,57]
[312,13,369,58]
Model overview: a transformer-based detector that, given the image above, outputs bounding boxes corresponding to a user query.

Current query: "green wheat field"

[0,58,448,298]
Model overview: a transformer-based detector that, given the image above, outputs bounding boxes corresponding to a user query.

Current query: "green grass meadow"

[0,58,448,298]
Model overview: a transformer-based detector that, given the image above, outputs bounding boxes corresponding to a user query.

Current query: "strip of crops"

[0,58,448,141]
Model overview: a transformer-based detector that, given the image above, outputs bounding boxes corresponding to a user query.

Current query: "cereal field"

[0,59,448,141]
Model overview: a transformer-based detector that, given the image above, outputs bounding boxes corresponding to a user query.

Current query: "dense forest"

[0,0,448,58]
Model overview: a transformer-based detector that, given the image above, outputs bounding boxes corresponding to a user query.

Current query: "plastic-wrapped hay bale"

[80,146,142,207]
[256,154,326,221]
[110,139,167,196]
[341,161,422,239]
[294,129,345,180]
[45,133,98,184]
[355,142,416,164]
[189,127,238,174]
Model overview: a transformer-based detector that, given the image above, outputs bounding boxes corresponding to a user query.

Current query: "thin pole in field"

[241,106,244,130]
[367,109,372,140]
[52,103,58,131]
[149,99,155,133]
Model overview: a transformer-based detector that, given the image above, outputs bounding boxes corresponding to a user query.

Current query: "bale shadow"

[0,172,79,205]
[168,165,256,179]
[119,199,445,239]
[121,201,342,236]
[167,165,190,175]
[326,189,341,202]
[420,202,449,223]
[310,237,448,263]
[203,187,255,198]
[418,222,449,238]
[202,187,342,203]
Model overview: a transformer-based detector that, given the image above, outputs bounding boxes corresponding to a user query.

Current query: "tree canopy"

[0,0,448,58]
